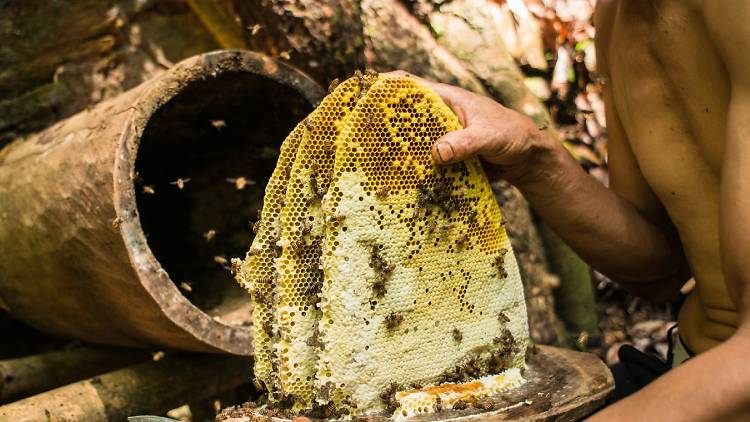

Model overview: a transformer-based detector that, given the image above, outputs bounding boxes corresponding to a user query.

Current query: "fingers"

[432,128,482,164]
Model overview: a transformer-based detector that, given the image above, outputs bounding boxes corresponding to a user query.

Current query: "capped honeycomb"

[237,123,305,396]
[316,76,528,414]
[238,73,528,418]
[275,76,364,410]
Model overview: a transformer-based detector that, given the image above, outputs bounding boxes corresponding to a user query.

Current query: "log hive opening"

[134,71,310,323]
[0,50,325,354]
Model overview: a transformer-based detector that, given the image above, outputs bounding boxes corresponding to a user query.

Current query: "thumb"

[431,128,482,165]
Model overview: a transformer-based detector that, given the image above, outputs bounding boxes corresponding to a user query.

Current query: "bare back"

[596,0,738,353]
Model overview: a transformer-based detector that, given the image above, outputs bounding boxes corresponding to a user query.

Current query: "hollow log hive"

[237,73,529,419]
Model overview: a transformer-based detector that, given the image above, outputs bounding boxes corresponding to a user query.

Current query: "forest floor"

[504,0,681,364]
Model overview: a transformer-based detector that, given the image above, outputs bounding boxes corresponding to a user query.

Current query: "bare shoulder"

[704,1,750,83]
[593,0,618,75]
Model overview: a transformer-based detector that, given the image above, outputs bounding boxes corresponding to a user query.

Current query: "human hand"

[382,71,554,184]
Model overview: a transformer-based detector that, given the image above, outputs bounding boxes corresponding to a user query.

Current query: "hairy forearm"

[588,330,750,421]
[508,134,686,285]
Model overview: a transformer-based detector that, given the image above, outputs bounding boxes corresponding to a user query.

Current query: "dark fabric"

[607,344,671,404]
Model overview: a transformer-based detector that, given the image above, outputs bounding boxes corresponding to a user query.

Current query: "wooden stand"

[217,345,613,422]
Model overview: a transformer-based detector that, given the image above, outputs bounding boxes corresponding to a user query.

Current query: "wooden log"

[0,50,324,354]
[0,353,250,422]
[0,346,148,404]
[422,0,552,126]
[230,0,367,84]
[216,345,613,421]
[0,1,221,137]
[361,0,487,95]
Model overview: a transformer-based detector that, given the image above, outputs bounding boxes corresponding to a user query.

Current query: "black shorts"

[607,325,694,403]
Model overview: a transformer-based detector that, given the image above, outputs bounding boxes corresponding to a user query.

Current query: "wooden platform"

[217,345,614,422]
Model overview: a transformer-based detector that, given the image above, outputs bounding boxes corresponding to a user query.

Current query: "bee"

[300,221,312,235]
[305,194,317,206]
[252,220,262,234]
[226,176,254,190]
[440,223,454,232]
[210,119,226,130]
[452,400,468,410]
[230,258,242,275]
[304,118,315,132]
[375,185,390,199]
[111,217,121,229]
[289,239,305,254]
[248,244,262,256]
[576,330,589,350]
[370,245,390,271]
[434,396,443,412]
[365,69,379,79]
[170,177,191,189]
[452,328,463,343]
[249,23,263,35]
[498,311,510,323]
[467,209,478,224]
[380,382,402,412]
[142,185,155,195]
[494,248,508,269]
[334,214,346,224]
[353,69,363,80]
[495,328,516,353]
[179,281,192,293]
[473,398,495,411]
[427,220,437,234]
[262,320,274,338]
[203,229,216,242]
[152,351,165,362]
[384,312,404,330]
[372,274,387,298]
[364,112,374,128]
[213,255,228,265]
[328,78,340,94]
[455,234,468,248]
[305,330,322,348]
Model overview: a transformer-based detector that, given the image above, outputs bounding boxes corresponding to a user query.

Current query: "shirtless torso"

[595,0,738,353]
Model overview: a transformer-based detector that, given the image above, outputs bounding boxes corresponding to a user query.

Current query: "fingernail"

[436,142,454,162]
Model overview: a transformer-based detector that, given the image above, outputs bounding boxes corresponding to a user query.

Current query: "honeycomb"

[275,76,365,411]
[238,74,528,417]
[236,123,305,396]
[316,76,527,414]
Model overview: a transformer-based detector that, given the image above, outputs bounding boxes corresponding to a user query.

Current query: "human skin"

[388,0,750,419]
